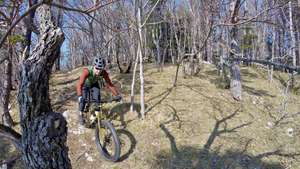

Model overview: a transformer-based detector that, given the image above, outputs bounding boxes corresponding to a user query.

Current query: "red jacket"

[76,68,118,96]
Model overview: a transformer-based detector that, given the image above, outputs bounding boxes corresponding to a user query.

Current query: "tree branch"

[50,0,120,14]
[0,0,45,49]
[50,2,89,14]
[141,0,161,27]
[85,0,121,13]
[182,15,214,58]
[0,10,9,21]
[0,0,121,49]
[216,2,289,27]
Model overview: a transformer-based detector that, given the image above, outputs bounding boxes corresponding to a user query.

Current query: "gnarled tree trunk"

[182,55,200,77]
[228,0,242,101]
[17,4,71,169]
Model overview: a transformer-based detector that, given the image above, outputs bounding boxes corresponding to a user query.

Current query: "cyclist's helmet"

[93,57,106,70]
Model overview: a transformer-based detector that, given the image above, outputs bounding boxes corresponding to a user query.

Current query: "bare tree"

[151,24,163,72]
[288,1,296,67]
[136,0,146,118]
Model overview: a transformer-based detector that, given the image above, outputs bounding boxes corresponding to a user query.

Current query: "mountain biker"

[76,57,122,125]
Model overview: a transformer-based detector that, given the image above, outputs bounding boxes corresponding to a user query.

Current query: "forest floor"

[2,63,300,169]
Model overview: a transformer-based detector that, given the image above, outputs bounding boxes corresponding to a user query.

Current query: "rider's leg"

[91,85,101,111]
[90,85,100,122]
[78,85,89,125]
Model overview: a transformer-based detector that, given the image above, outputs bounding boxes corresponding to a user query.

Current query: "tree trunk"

[116,52,124,73]
[173,59,181,87]
[170,24,175,64]
[230,63,242,100]
[23,0,38,60]
[55,0,64,71]
[152,25,162,72]
[162,47,167,71]
[1,45,14,127]
[298,25,300,66]
[137,6,145,119]
[269,28,275,82]
[130,54,139,112]
[229,0,242,101]
[17,4,71,169]
[289,1,296,67]
[172,16,183,87]
[89,20,97,57]
[55,49,61,71]
[20,113,70,169]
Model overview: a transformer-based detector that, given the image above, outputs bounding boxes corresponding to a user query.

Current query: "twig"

[76,149,90,162]
[141,0,162,27]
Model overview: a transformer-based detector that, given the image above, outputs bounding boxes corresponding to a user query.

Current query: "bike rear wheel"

[95,120,120,162]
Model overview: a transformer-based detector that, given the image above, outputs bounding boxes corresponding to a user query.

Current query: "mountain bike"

[82,89,121,162]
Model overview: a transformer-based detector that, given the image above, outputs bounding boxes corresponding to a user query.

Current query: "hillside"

[3,64,300,169]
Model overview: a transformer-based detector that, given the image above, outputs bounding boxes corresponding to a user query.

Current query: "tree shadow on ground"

[113,73,155,96]
[145,87,174,114]
[153,108,299,169]
[273,74,291,88]
[180,84,235,105]
[243,85,276,98]
[198,67,276,98]
[240,68,259,79]
[54,77,79,86]
[202,69,219,77]
[108,102,145,127]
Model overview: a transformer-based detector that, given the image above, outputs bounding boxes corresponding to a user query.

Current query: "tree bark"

[269,28,275,81]
[55,49,61,71]
[137,6,145,119]
[17,4,71,169]
[130,54,139,112]
[115,34,124,73]
[228,0,242,101]
[152,25,162,72]
[289,1,296,67]
[23,0,39,60]
[172,14,183,87]
[54,0,64,71]
[1,45,14,127]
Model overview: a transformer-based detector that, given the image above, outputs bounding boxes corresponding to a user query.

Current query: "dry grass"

[2,64,300,169]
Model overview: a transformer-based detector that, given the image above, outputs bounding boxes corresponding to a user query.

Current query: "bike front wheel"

[95,120,120,162]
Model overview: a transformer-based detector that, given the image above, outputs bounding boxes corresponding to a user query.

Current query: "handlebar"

[100,97,121,103]
[84,97,122,103]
